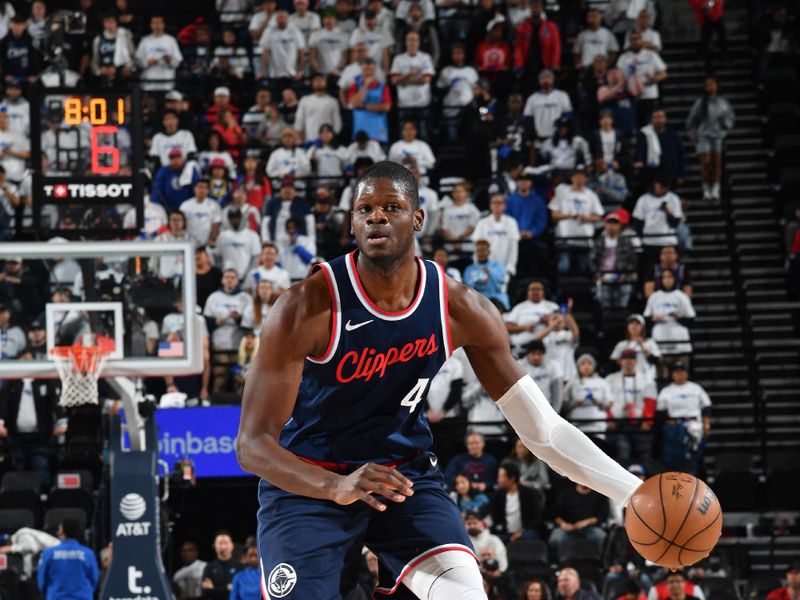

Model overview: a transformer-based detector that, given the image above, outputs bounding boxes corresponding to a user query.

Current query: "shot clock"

[30,84,145,237]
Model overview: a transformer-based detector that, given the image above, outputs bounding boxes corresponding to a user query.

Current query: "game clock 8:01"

[63,97,127,126]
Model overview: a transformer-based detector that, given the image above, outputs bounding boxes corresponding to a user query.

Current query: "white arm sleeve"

[497,374,643,506]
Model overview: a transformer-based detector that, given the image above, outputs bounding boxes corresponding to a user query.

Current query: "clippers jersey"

[278,250,453,465]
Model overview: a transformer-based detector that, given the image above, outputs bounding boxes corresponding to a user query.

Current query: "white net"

[51,346,109,407]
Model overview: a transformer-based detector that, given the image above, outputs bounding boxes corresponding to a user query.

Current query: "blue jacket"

[463,259,509,309]
[37,539,99,600]
[444,451,499,488]
[505,190,548,237]
[230,567,261,600]
[151,164,200,211]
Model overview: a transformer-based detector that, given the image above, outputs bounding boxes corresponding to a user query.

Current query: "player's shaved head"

[355,161,419,209]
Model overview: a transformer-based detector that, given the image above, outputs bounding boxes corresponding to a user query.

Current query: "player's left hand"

[329,463,415,511]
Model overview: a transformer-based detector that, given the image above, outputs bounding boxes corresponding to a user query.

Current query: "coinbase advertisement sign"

[155,407,247,478]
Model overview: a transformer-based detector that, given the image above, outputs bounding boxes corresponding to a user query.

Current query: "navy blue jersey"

[278,251,453,465]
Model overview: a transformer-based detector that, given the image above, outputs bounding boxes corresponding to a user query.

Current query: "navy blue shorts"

[256,452,476,599]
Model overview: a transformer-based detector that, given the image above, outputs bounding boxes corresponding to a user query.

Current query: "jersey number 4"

[400,378,429,413]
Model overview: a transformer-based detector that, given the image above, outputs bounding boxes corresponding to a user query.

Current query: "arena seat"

[0,509,35,535]
[701,576,741,600]
[507,539,551,581]
[43,507,87,537]
[0,473,42,524]
[711,453,759,511]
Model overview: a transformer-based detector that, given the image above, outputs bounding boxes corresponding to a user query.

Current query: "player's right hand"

[329,463,415,511]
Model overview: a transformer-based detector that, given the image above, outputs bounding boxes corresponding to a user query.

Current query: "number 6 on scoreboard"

[91,126,120,175]
[400,378,429,413]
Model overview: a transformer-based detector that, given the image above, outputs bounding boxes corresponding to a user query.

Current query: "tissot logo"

[44,183,133,199]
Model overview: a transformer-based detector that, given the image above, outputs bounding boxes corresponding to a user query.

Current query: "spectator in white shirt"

[624,9,662,52]
[279,218,317,280]
[563,353,612,438]
[249,0,277,43]
[179,180,222,247]
[523,69,573,140]
[343,130,387,168]
[0,110,30,183]
[359,0,396,36]
[123,195,168,236]
[214,208,262,279]
[573,9,619,69]
[437,43,480,141]
[258,10,305,86]
[408,165,439,245]
[348,9,393,72]
[517,339,563,411]
[504,280,559,353]
[390,31,435,139]
[266,130,312,187]
[288,0,321,43]
[631,173,683,263]
[387,121,436,174]
[135,14,183,91]
[1,80,29,136]
[309,12,349,78]
[609,313,661,384]
[307,124,347,183]
[438,182,481,256]
[616,31,667,126]
[295,73,342,142]
[644,269,696,365]
[337,42,385,106]
[149,110,198,168]
[244,242,291,297]
[550,166,604,273]
[155,210,193,280]
[203,268,251,353]
[472,193,521,277]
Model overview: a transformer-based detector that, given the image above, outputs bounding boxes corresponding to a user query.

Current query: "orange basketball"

[624,472,723,569]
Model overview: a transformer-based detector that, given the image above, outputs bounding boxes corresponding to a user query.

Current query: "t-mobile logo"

[128,566,152,594]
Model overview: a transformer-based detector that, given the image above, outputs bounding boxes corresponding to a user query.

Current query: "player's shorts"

[256,452,477,600]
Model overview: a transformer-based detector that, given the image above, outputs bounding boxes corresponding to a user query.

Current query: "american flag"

[158,341,184,358]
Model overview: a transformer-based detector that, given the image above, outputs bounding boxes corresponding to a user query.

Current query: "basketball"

[625,472,723,569]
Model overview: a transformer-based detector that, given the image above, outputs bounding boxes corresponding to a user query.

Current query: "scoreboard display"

[30,84,145,237]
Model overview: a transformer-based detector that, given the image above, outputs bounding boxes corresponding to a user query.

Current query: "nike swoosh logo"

[345,319,373,332]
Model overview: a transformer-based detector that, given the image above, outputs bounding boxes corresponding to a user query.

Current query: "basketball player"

[237,161,643,599]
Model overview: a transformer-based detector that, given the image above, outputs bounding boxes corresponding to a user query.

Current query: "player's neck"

[356,250,419,311]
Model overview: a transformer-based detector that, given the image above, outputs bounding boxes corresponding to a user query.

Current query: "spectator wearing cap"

[26,319,47,357]
[472,193,521,278]
[437,44,480,142]
[610,314,661,384]
[150,110,198,169]
[550,166,604,273]
[343,130,387,169]
[37,518,99,600]
[616,31,667,127]
[199,132,236,180]
[767,562,800,600]
[289,0,321,43]
[541,117,591,175]
[518,340,563,410]
[390,31,436,140]
[152,148,201,211]
[634,109,685,186]
[135,14,182,91]
[309,11,349,81]
[214,208,262,280]
[657,363,711,474]
[605,348,657,463]
[504,171,548,277]
[587,156,629,212]
[514,1,562,95]
[593,209,637,310]
[258,10,305,91]
[563,353,612,438]
[573,9,619,69]
[179,180,222,247]
[207,158,234,205]
[91,12,135,79]
[295,73,342,142]
[632,173,684,266]
[0,15,41,84]
[349,8,393,72]
[464,239,509,309]
[523,69,572,141]
[266,130,312,189]
[388,121,436,174]
[644,245,692,299]
[0,346,64,488]
[504,280,559,353]
[1,79,29,136]
[263,179,315,249]
[155,211,192,280]
[476,15,512,91]
[0,110,30,184]
[0,304,25,358]
[206,87,241,127]
[644,268,696,373]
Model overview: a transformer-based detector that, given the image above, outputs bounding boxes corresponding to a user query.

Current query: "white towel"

[640,124,661,167]
[179,160,200,187]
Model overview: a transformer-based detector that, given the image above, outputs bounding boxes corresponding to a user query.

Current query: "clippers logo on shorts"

[44,182,134,199]
[268,563,297,598]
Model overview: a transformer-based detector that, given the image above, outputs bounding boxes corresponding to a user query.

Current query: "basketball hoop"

[51,334,112,407]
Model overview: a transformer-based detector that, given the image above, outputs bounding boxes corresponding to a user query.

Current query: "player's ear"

[413,208,424,231]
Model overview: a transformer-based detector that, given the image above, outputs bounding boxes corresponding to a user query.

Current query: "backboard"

[0,240,202,379]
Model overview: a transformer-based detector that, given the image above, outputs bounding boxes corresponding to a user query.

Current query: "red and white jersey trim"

[372,543,479,597]
[345,251,427,321]
[307,262,342,364]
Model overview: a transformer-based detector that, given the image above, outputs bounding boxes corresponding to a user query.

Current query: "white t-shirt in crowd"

[215,228,262,279]
[155,231,192,279]
[342,140,387,167]
[472,215,521,275]
[657,381,711,421]
[505,298,560,350]
[149,130,198,166]
[0,129,30,182]
[643,288,695,354]
[244,264,292,292]
[440,202,481,239]
[295,94,342,140]
[289,11,321,42]
[3,99,30,136]
[241,300,270,336]
[605,371,657,419]
[610,338,661,383]
[437,65,479,116]
[544,329,578,382]
[259,25,306,78]
[523,89,573,139]
[348,26,392,64]
[135,33,183,91]
[387,139,436,173]
[550,184,604,245]
[338,61,386,91]
[390,51,436,108]
[518,357,563,411]
[203,290,251,351]
[505,491,523,534]
[574,27,619,67]
[179,197,223,246]
[624,28,662,52]
[616,49,667,100]
[564,374,612,435]
[427,351,464,417]
[632,191,683,247]
[418,185,440,238]
[308,27,349,74]
[249,10,277,36]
